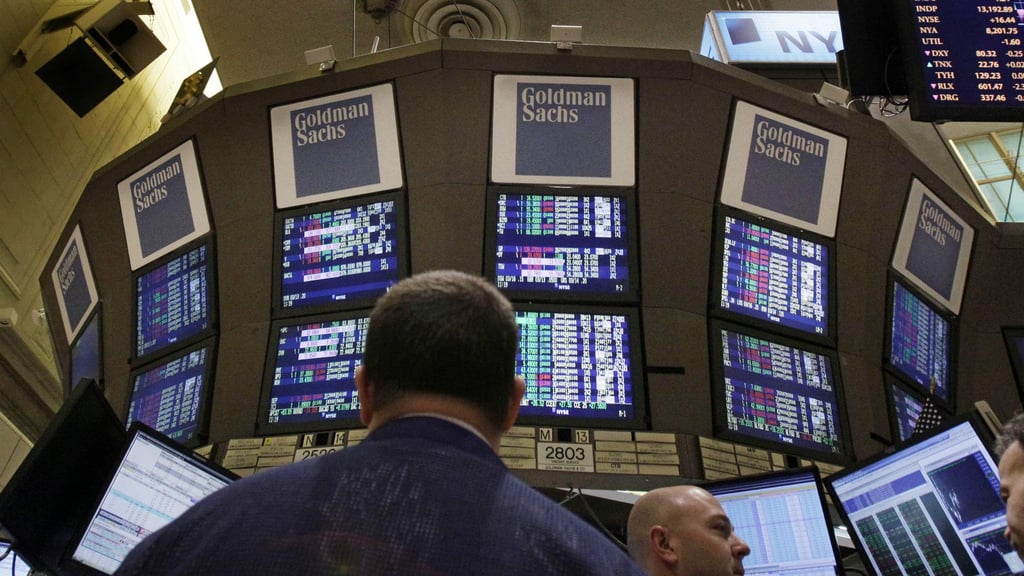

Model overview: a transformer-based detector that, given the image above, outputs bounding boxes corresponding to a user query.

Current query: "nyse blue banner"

[492,75,634,186]
[720,101,847,237]
[271,84,404,209]
[741,113,829,224]
[117,139,211,270]
[291,95,380,198]
[514,83,612,178]
[131,154,196,258]
[892,179,974,314]
[701,11,843,65]
[51,226,98,343]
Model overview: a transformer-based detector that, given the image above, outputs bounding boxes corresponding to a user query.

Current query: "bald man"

[627,485,750,576]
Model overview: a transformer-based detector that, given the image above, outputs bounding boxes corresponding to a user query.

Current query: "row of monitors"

[67,188,972,465]
[6,374,1016,576]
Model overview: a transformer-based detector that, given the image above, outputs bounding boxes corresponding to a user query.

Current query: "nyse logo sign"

[701,11,844,65]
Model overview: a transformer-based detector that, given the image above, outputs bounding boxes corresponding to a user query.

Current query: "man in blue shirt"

[115,270,646,576]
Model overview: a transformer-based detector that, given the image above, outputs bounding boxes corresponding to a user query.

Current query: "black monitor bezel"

[63,421,238,575]
[708,318,854,465]
[67,303,103,398]
[483,185,641,304]
[271,190,409,319]
[892,0,1024,122]
[0,380,126,575]
[709,205,837,347]
[835,0,907,97]
[511,302,649,431]
[256,309,373,436]
[130,236,218,366]
[700,465,843,576]
[126,336,219,448]
[823,411,1001,576]
[883,272,959,413]
[1001,326,1024,406]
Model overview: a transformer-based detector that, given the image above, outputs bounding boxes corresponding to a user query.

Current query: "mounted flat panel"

[719,100,847,238]
[891,178,974,315]
[270,83,403,208]
[35,37,124,117]
[491,74,635,186]
[117,139,212,271]
[50,224,100,344]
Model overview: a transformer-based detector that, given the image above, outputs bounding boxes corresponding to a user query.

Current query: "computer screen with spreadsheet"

[513,303,647,429]
[257,310,370,435]
[702,467,841,576]
[126,337,217,447]
[68,423,237,575]
[710,206,835,346]
[708,319,852,464]
[132,238,216,363]
[484,186,639,303]
[884,276,956,411]
[272,191,406,317]
[825,415,1022,576]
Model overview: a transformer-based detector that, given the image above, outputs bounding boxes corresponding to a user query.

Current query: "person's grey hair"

[995,412,1024,457]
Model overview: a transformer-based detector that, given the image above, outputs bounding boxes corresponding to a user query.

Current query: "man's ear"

[355,365,374,427]
[651,526,677,565]
[500,376,526,433]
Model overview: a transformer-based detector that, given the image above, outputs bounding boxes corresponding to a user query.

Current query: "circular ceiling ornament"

[398,0,521,43]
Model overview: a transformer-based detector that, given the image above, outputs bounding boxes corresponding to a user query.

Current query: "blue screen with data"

[135,243,212,359]
[278,197,400,312]
[491,191,633,298]
[889,281,952,403]
[128,343,213,444]
[262,314,369,430]
[716,214,829,339]
[514,307,640,426]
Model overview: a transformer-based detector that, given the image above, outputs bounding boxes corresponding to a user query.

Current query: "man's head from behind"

[627,485,749,576]
[357,270,522,437]
[998,412,1024,558]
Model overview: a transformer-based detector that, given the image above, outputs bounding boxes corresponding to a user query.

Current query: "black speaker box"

[35,38,124,117]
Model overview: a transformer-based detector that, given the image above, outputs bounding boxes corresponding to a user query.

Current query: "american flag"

[912,378,947,436]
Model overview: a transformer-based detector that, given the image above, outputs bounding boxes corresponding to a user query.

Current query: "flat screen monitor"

[0,544,31,576]
[257,310,371,435]
[126,337,217,447]
[0,381,125,575]
[484,186,639,303]
[70,305,103,394]
[132,238,216,363]
[893,0,1024,122]
[67,423,237,575]
[835,0,907,97]
[702,467,842,576]
[1002,326,1024,405]
[273,191,406,317]
[825,415,1023,575]
[709,319,852,464]
[886,375,927,445]
[885,276,956,411]
[513,303,647,430]
[710,206,835,346]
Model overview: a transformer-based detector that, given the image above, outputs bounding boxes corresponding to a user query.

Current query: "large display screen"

[710,207,834,345]
[826,416,1022,575]
[257,311,370,435]
[273,191,406,317]
[70,424,236,575]
[126,338,217,446]
[886,278,956,410]
[514,304,646,429]
[709,320,851,464]
[702,467,842,576]
[133,239,215,362]
[894,0,1024,122]
[484,187,639,302]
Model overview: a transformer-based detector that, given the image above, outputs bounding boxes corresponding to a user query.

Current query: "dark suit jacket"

[114,416,647,575]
